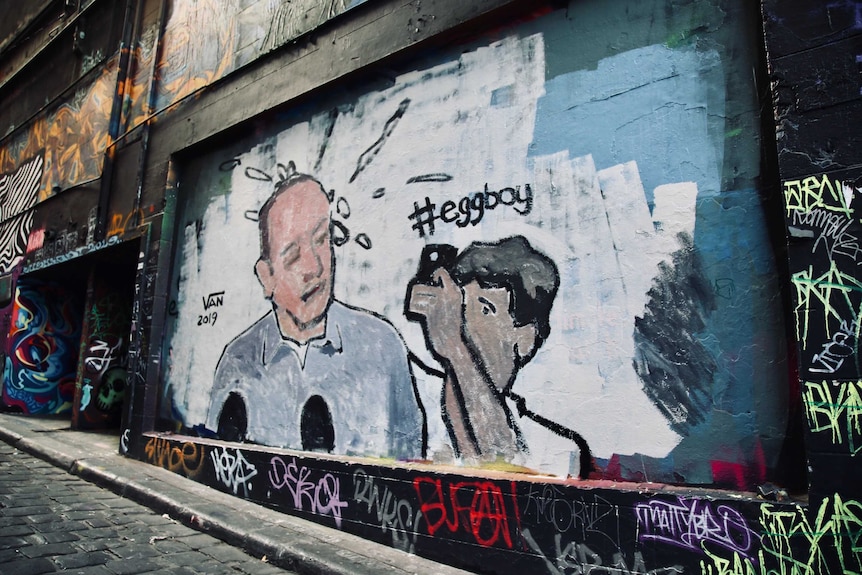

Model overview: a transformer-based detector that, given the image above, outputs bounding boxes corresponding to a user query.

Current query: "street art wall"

[145,433,860,575]
[0,58,116,204]
[123,0,369,130]
[73,269,133,429]
[161,0,791,491]
[3,278,83,414]
[761,0,862,513]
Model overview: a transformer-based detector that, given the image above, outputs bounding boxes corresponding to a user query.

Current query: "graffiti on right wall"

[161,2,789,489]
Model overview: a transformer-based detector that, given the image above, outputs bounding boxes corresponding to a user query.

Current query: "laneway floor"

[0,443,294,575]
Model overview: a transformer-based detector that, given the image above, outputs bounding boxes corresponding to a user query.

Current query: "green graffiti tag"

[804,380,862,454]
[791,262,862,349]
[701,496,862,575]
[784,174,852,218]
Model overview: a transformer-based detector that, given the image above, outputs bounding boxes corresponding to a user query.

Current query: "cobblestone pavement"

[0,443,295,575]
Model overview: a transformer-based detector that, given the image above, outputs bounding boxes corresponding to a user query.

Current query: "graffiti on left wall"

[0,153,44,274]
[3,279,83,414]
[0,55,116,204]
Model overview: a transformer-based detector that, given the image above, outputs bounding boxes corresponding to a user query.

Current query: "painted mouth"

[301,282,324,302]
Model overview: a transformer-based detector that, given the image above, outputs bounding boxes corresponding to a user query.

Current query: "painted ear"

[254,259,274,299]
[513,323,539,365]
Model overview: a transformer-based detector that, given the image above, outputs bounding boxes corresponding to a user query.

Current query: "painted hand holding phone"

[406,239,592,478]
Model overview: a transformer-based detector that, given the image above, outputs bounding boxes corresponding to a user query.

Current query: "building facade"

[0,0,859,572]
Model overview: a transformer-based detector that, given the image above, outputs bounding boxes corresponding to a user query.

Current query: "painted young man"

[207,169,425,459]
[406,236,591,478]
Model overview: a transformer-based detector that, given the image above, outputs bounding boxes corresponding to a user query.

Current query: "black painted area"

[142,435,833,575]
[763,0,862,542]
[762,0,862,58]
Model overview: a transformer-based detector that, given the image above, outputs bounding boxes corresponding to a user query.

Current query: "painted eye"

[478,297,497,316]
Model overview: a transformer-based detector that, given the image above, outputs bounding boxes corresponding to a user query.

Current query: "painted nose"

[300,247,324,282]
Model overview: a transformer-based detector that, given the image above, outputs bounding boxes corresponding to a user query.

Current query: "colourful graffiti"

[76,281,132,429]
[413,476,521,548]
[139,434,862,575]
[636,497,760,559]
[0,56,116,202]
[123,0,369,132]
[144,437,206,479]
[784,174,853,219]
[3,279,82,414]
[700,495,862,575]
[269,455,348,527]
[163,8,787,490]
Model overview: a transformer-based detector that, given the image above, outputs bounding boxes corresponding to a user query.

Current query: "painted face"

[460,281,536,391]
[257,180,333,331]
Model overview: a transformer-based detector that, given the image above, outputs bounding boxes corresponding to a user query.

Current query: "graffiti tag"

[783,174,852,217]
[635,497,759,559]
[144,438,206,479]
[211,446,258,497]
[268,456,348,528]
[523,484,617,535]
[84,339,123,374]
[803,380,862,454]
[413,477,520,548]
[522,528,683,575]
[353,468,421,552]
[810,318,859,374]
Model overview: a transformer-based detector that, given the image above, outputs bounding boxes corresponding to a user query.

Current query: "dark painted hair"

[257,171,330,261]
[451,235,559,343]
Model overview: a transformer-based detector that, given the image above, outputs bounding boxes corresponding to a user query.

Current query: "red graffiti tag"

[413,477,520,548]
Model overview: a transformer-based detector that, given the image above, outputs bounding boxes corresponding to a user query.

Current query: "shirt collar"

[261,306,344,365]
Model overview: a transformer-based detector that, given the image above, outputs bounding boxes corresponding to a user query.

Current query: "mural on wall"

[206,168,423,458]
[162,4,788,487]
[0,56,116,203]
[123,0,369,131]
[3,278,83,414]
[405,238,592,476]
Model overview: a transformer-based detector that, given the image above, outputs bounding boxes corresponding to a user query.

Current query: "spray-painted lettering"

[84,339,123,374]
[211,446,258,497]
[352,468,421,552]
[144,438,205,479]
[790,262,862,348]
[413,476,520,548]
[268,456,348,528]
[810,319,859,374]
[783,174,852,218]
[408,183,533,238]
[635,497,759,559]
[522,528,683,575]
[523,484,616,534]
[803,380,862,454]
[790,208,862,262]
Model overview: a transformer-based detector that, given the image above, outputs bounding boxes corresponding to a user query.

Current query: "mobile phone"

[414,244,458,284]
